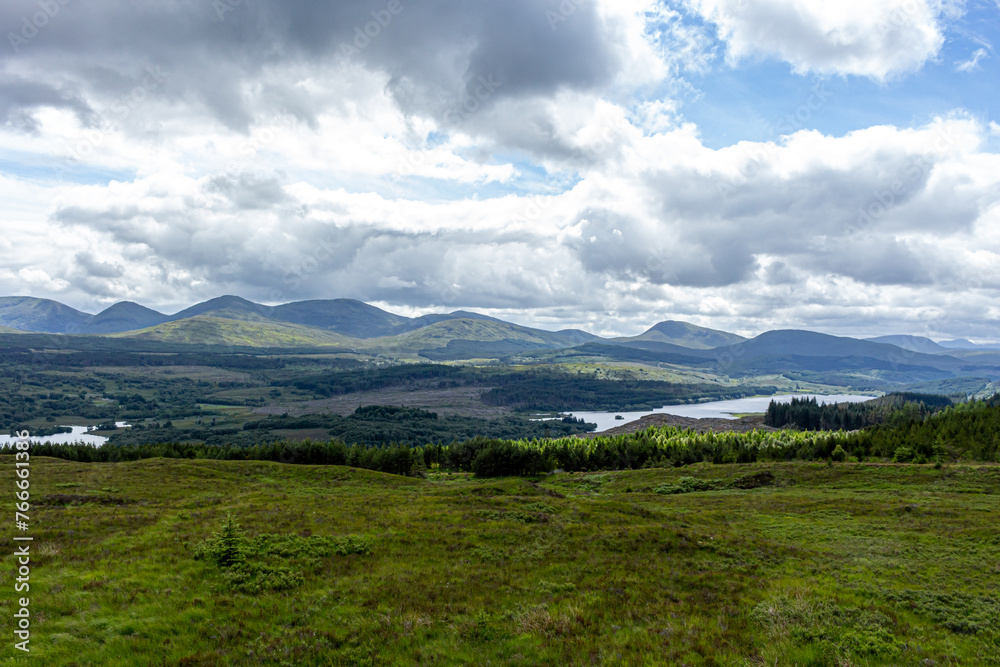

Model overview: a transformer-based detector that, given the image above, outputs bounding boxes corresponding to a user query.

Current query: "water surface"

[0,423,131,447]
[570,394,877,433]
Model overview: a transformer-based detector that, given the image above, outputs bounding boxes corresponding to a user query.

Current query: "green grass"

[5,458,1000,665]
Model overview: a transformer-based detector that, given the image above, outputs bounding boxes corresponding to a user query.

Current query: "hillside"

[113,316,355,347]
[166,295,270,321]
[715,330,963,370]
[617,320,747,349]
[268,298,411,337]
[940,339,1000,351]
[108,314,595,354]
[165,296,518,339]
[81,301,169,333]
[359,318,588,359]
[866,335,949,354]
[3,456,998,665]
[0,296,92,332]
[0,295,997,390]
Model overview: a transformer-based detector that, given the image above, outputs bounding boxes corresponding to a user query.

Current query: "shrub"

[830,445,847,462]
[194,513,247,568]
[655,477,721,494]
[221,562,304,594]
[195,515,372,594]
[733,470,775,489]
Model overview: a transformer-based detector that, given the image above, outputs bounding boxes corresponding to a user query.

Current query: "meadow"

[4,456,999,666]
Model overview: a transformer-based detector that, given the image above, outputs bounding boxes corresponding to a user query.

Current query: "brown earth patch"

[586,413,780,437]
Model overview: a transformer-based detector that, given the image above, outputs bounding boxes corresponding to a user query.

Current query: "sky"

[0,0,998,341]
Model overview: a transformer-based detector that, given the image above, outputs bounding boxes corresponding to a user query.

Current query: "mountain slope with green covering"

[866,335,949,354]
[715,330,964,370]
[81,301,169,333]
[268,298,412,337]
[0,296,92,333]
[615,320,747,349]
[113,316,355,347]
[0,294,997,389]
[359,318,591,359]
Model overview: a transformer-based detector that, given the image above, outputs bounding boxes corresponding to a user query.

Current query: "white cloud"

[11,110,990,340]
[955,47,989,72]
[1,0,997,341]
[687,0,952,79]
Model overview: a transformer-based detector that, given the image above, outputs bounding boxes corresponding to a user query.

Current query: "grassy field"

[4,458,1000,665]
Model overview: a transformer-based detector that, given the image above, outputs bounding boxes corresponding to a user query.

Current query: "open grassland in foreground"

[3,458,1000,666]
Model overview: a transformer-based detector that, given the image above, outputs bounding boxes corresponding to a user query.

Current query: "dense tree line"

[481,376,777,411]
[12,394,998,476]
[106,425,279,448]
[288,364,478,397]
[0,352,778,433]
[843,394,1000,463]
[2,390,117,432]
[765,393,954,431]
[0,349,288,370]
[287,364,780,412]
[0,427,843,476]
[112,405,595,447]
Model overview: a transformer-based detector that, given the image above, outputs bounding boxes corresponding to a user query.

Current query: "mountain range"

[0,295,998,389]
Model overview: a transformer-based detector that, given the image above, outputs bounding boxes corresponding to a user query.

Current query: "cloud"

[686,0,951,79]
[1,1,998,341]
[206,173,290,211]
[955,47,989,71]
[31,114,998,341]
[0,0,652,135]
[0,74,94,132]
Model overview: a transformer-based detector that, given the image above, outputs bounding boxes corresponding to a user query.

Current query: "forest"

[764,392,956,431]
[479,374,776,411]
[12,394,999,477]
[1,346,783,439]
[105,405,595,447]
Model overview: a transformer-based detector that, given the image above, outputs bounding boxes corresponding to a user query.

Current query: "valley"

[1,295,997,448]
[3,294,1000,667]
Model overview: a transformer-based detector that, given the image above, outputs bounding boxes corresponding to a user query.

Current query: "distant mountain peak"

[940,338,1000,351]
[95,300,164,316]
[866,335,948,354]
[182,294,260,310]
[85,301,168,334]
[0,296,91,333]
[448,310,503,322]
[621,319,746,350]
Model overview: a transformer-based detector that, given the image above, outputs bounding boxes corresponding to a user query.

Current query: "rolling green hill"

[359,318,589,359]
[113,316,356,347]
[166,295,269,321]
[615,320,746,349]
[112,315,593,355]
[81,301,169,333]
[866,335,949,354]
[716,330,963,369]
[0,296,92,332]
[269,298,412,337]
[0,295,996,388]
